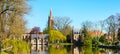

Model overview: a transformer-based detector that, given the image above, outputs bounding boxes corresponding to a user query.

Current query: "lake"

[30,45,120,54]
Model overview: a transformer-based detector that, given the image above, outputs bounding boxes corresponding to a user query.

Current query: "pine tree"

[82,24,92,46]
[117,28,120,40]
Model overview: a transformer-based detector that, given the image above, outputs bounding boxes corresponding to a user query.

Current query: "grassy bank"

[0,52,8,54]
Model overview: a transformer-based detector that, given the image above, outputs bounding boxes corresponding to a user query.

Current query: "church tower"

[48,8,54,29]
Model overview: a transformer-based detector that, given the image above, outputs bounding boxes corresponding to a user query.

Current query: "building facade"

[23,27,49,45]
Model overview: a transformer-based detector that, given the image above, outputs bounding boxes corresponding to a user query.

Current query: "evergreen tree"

[82,24,92,46]
[117,28,120,40]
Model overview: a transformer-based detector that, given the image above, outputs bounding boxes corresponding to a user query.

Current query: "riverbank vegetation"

[0,0,30,54]
[3,39,30,54]
[81,13,120,47]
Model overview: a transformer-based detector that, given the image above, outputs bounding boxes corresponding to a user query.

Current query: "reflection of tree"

[112,49,120,54]
[66,45,73,54]
[83,46,92,54]
[49,46,67,54]
[92,47,99,54]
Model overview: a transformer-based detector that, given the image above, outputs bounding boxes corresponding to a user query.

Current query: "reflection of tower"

[74,47,80,54]
[48,8,54,29]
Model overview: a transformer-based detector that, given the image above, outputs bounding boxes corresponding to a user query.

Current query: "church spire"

[50,8,53,20]
[48,8,54,29]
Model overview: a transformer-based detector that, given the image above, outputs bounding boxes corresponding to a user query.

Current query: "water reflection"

[49,46,67,54]
[30,45,120,54]
[83,46,92,54]
[30,45,48,54]
[98,49,120,54]
[74,47,80,54]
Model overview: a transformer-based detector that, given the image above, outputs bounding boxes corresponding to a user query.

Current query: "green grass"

[48,43,73,45]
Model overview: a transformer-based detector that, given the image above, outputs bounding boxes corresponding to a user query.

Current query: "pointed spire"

[50,8,53,20]
[48,8,54,29]
[50,8,52,16]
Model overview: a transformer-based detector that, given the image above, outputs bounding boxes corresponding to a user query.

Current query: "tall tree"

[117,13,120,40]
[0,0,28,40]
[117,28,120,40]
[105,15,118,41]
[81,24,92,46]
[0,0,30,53]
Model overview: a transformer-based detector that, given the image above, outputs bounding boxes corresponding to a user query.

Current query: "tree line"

[81,13,120,46]
[44,13,120,46]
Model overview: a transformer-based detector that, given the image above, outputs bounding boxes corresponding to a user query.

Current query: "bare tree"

[105,15,118,41]
[97,20,106,36]
[54,16,72,36]
[117,13,120,40]
[81,21,93,30]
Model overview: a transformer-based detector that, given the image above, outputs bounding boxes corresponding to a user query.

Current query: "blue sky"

[25,0,120,31]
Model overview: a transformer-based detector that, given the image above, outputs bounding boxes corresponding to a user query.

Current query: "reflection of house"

[74,47,80,54]
[31,45,48,54]
[31,45,48,51]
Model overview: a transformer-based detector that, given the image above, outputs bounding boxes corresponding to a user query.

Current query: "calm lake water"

[30,45,120,54]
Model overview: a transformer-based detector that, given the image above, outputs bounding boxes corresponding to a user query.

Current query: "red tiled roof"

[88,30,104,37]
